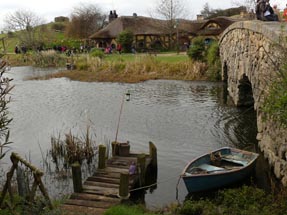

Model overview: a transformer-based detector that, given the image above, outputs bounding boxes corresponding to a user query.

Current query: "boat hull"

[182,147,258,193]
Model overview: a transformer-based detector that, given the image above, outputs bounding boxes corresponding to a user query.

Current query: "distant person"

[273,5,282,21]
[14,45,19,54]
[263,0,279,21]
[116,43,122,54]
[129,161,136,175]
[256,0,279,21]
[284,4,287,21]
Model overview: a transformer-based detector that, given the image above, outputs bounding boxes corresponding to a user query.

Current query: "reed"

[31,50,67,67]
[38,55,208,83]
[50,126,97,167]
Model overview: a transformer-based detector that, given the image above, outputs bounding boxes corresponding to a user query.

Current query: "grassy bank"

[103,186,287,215]
[31,53,209,83]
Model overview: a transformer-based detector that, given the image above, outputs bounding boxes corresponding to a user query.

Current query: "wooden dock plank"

[83,185,119,197]
[93,171,121,179]
[86,176,120,184]
[84,180,120,189]
[96,166,129,174]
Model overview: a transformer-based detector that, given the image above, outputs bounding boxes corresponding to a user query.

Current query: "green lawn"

[104,52,189,63]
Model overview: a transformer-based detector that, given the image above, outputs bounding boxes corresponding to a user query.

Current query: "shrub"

[206,42,221,81]
[90,48,104,59]
[187,37,206,61]
[116,30,134,53]
[180,186,287,215]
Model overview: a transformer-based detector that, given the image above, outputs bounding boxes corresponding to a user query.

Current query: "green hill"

[0,21,80,53]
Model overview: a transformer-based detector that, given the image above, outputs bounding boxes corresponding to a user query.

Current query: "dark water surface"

[3,66,258,209]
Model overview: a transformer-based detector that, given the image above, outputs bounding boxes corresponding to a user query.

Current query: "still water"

[3,66,258,209]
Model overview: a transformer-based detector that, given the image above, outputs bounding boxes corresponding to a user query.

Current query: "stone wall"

[219,21,287,186]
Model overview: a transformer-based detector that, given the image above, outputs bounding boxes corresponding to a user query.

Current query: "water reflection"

[3,67,259,208]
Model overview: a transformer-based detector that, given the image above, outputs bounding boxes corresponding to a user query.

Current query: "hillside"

[0,21,77,53]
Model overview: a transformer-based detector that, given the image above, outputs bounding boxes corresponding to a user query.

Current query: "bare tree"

[153,0,188,49]
[66,3,106,39]
[0,55,13,160]
[155,0,187,21]
[4,10,45,50]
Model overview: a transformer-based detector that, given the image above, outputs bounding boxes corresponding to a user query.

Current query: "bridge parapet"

[219,21,287,187]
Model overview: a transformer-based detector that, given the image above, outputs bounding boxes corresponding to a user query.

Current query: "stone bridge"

[219,21,287,186]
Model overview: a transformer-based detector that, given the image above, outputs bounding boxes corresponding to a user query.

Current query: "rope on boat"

[129,175,181,192]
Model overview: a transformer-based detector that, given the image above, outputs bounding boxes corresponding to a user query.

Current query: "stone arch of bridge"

[237,74,254,107]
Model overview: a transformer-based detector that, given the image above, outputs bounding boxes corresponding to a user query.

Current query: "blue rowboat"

[181,147,259,193]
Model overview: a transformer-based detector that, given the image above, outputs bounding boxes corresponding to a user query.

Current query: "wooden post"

[149,142,157,170]
[119,173,129,199]
[71,162,82,193]
[98,145,106,169]
[111,141,119,156]
[16,167,28,198]
[137,154,146,186]
[0,154,18,207]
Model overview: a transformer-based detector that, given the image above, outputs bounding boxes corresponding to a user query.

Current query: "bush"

[187,37,206,61]
[116,30,134,53]
[90,48,104,59]
[206,42,221,81]
[180,186,287,215]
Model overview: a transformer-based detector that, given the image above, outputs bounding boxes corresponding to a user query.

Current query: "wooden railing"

[0,152,53,209]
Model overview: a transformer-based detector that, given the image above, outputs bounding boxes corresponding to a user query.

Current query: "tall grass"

[31,50,67,67]
[50,126,97,168]
[41,54,208,83]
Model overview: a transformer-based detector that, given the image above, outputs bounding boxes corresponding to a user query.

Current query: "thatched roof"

[89,16,236,39]
[197,16,236,36]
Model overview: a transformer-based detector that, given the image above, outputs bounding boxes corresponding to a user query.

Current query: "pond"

[2,66,260,209]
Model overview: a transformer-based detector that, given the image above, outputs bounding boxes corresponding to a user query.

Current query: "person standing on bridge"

[273,5,281,21]
[283,4,287,21]
[256,0,279,21]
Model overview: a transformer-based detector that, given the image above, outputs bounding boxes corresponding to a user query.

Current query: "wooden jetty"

[61,141,157,215]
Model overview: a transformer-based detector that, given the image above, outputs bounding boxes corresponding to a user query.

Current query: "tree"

[66,3,106,39]
[117,30,134,53]
[154,0,188,49]
[0,57,13,160]
[4,10,45,50]
[155,0,187,21]
[200,3,212,19]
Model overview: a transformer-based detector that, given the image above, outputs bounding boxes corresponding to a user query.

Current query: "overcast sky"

[0,0,285,30]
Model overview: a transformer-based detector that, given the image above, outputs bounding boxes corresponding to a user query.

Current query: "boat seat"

[197,164,225,172]
[221,157,248,166]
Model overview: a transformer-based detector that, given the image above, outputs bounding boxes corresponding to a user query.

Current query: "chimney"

[197,14,204,21]
[109,10,118,23]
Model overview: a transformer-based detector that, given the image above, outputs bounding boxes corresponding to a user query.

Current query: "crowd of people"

[256,0,287,21]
